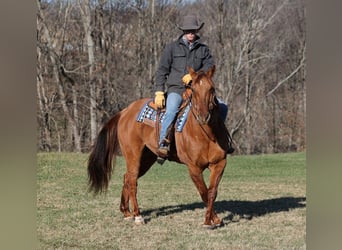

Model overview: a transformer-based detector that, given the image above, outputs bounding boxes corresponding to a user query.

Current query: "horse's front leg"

[206,159,226,227]
[188,166,221,227]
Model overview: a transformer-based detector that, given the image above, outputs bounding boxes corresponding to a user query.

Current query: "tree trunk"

[36,75,52,151]
[78,0,98,145]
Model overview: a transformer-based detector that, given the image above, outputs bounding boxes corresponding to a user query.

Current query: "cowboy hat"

[177,15,204,31]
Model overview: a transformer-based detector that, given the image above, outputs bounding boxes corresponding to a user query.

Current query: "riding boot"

[157,122,175,159]
[157,139,170,159]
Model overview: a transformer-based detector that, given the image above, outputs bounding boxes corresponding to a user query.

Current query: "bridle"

[185,79,216,125]
[184,82,217,142]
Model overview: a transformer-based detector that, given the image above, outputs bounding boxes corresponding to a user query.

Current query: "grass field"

[37,152,306,249]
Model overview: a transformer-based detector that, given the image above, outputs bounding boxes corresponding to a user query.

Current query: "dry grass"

[37,152,306,249]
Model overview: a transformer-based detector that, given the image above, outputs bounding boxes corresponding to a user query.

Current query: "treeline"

[37,0,306,154]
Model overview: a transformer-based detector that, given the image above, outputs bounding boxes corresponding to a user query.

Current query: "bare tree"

[37,0,81,152]
[36,0,305,154]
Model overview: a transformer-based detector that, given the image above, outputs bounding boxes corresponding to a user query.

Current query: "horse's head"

[188,65,216,125]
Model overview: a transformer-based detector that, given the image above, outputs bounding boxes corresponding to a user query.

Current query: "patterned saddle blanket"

[136,99,191,132]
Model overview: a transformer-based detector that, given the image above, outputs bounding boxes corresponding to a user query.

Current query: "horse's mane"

[188,70,230,152]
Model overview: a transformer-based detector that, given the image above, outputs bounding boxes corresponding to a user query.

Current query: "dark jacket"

[155,35,214,96]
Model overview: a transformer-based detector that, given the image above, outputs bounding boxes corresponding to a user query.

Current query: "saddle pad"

[136,99,191,132]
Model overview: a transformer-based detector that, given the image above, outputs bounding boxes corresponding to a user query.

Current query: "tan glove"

[154,91,165,108]
[182,74,192,85]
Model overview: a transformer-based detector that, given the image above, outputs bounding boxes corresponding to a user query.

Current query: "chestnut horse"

[88,66,231,228]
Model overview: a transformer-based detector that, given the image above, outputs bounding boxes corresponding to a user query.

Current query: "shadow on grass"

[141,196,306,223]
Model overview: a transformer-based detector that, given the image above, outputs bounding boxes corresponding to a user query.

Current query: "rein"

[155,108,161,147]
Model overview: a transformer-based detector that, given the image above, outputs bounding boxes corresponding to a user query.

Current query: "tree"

[36,0,306,154]
[37,0,81,152]
[77,0,99,144]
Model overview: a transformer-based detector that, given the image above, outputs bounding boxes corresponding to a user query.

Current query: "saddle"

[136,88,192,132]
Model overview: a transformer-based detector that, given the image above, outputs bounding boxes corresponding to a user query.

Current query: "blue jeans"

[217,97,228,121]
[159,92,183,144]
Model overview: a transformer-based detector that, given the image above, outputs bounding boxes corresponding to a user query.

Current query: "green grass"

[37,152,306,249]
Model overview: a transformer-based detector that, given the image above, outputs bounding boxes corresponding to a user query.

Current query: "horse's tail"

[87,113,121,194]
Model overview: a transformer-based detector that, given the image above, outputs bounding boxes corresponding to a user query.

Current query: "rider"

[154,15,234,157]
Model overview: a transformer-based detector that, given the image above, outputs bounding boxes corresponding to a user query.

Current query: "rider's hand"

[182,74,192,85]
[154,91,165,108]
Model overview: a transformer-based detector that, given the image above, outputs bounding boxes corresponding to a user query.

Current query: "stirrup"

[156,149,167,165]
[156,156,166,165]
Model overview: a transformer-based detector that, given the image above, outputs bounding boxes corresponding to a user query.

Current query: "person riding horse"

[154,15,234,157]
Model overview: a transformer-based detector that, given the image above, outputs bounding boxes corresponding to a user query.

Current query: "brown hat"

[178,15,204,31]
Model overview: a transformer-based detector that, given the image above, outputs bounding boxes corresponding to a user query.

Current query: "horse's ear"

[206,65,216,78]
[187,66,197,80]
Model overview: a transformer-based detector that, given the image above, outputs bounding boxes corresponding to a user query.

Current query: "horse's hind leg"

[119,161,141,223]
[119,164,141,223]
[128,171,146,224]
[120,147,157,224]
[120,173,133,220]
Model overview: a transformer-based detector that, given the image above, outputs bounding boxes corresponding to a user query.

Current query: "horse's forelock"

[193,71,214,89]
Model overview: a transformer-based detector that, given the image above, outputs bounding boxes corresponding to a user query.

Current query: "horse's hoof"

[202,224,216,230]
[134,216,145,225]
[213,220,223,227]
[123,216,134,221]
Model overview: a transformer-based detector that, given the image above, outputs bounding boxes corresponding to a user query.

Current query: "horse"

[87,65,232,228]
